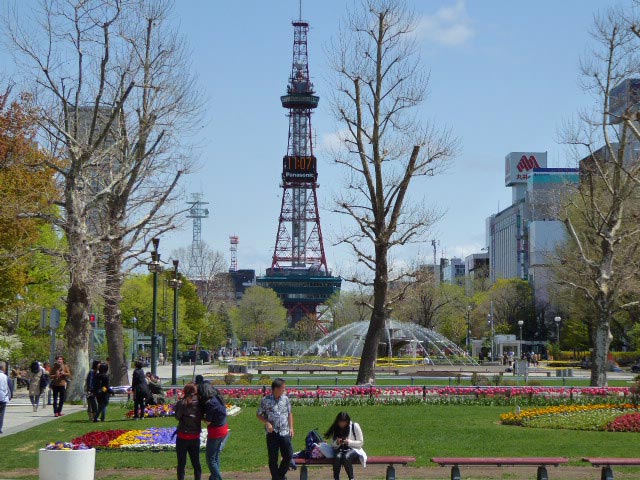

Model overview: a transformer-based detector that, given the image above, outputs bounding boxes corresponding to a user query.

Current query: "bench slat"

[295,455,415,465]
[432,457,568,467]
[583,457,640,467]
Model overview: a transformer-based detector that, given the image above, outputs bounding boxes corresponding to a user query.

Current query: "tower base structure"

[257,267,341,330]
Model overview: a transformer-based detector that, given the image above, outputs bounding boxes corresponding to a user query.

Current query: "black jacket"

[175,395,202,435]
[131,368,149,395]
[93,373,113,398]
[204,394,227,427]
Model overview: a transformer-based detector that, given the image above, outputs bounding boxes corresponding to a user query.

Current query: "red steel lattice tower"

[271,20,327,272]
[258,15,341,329]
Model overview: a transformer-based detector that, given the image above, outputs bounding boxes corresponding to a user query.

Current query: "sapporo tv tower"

[257,11,341,331]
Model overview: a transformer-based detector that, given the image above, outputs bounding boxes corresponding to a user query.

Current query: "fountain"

[296,319,477,367]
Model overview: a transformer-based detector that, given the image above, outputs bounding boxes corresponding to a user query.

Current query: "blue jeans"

[205,433,229,480]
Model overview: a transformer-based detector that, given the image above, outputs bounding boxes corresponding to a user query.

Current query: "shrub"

[223,373,236,385]
[241,373,254,383]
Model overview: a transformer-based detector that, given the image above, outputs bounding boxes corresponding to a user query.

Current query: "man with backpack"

[256,378,294,480]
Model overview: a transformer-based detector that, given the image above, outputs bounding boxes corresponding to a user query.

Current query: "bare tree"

[558,7,640,386]
[328,0,458,384]
[4,0,200,394]
[172,244,235,312]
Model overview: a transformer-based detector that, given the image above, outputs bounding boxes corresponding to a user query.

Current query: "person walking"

[131,361,148,419]
[325,412,367,480]
[256,378,294,480]
[175,384,203,480]
[27,361,44,412]
[201,383,229,480]
[93,363,113,422]
[0,362,13,433]
[50,356,71,417]
[85,360,100,421]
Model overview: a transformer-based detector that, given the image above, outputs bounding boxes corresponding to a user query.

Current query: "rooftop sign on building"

[504,152,547,186]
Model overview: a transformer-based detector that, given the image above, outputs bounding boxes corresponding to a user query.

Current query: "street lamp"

[169,259,183,386]
[465,305,472,355]
[15,293,23,333]
[147,238,164,375]
[487,313,494,361]
[518,320,524,357]
[131,316,137,362]
[554,316,561,349]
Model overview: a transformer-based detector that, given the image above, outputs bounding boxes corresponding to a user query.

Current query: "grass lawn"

[1,403,639,479]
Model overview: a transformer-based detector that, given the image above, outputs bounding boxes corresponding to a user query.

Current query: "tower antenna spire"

[299,0,302,20]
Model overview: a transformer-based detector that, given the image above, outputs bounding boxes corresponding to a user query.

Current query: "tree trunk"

[104,245,129,386]
[356,246,388,385]
[64,281,91,401]
[590,310,611,387]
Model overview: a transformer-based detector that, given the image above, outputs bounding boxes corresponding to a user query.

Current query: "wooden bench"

[431,456,568,480]
[294,455,415,480]
[582,457,640,480]
[256,367,399,375]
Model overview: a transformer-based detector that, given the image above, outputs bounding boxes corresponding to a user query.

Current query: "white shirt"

[0,371,11,403]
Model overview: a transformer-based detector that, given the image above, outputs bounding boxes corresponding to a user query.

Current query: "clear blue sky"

[1,0,614,278]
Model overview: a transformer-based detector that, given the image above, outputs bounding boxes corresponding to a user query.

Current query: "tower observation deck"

[257,18,341,330]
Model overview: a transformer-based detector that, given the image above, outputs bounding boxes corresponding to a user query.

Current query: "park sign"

[504,152,547,186]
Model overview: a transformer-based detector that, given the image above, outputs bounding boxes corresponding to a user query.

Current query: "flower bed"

[606,412,640,432]
[125,403,241,418]
[69,430,129,449]
[501,404,639,431]
[210,385,634,407]
[124,403,175,418]
[69,427,207,450]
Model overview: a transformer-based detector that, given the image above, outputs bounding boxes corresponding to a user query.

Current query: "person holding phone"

[324,412,367,480]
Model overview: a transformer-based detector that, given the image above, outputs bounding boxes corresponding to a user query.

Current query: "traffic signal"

[89,313,97,328]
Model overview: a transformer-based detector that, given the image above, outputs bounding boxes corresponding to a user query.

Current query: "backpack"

[39,372,50,392]
[305,429,323,452]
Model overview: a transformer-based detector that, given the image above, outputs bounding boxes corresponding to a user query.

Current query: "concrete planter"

[39,448,95,480]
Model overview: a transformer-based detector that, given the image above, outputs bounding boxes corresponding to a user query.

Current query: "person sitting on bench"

[325,412,367,480]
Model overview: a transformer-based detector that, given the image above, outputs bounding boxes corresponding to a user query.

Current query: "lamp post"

[169,260,183,386]
[466,305,472,355]
[131,316,137,362]
[554,316,561,349]
[487,312,494,361]
[518,320,524,357]
[14,293,23,333]
[147,238,163,375]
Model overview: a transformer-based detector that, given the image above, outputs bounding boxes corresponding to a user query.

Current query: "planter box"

[39,448,95,480]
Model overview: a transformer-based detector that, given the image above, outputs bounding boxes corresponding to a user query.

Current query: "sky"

[0,0,615,280]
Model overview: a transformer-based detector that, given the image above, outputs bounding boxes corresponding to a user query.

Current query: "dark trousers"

[133,390,146,418]
[266,432,293,480]
[333,449,359,480]
[176,437,202,480]
[0,401,6,433]
[52,386,65,414]
[87,394,98,416]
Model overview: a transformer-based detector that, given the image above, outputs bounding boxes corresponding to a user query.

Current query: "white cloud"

[320,130,346,152]
[416,0,475,47]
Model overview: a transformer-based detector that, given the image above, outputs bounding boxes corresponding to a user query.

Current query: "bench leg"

[386,464,396,480]
[536,466,548,480]
[299,465,308,480]
[450,465,461,480]
[601,466,614,480]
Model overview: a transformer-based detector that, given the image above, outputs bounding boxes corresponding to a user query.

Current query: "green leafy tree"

[232,287,286,347]
[325,291,371,330]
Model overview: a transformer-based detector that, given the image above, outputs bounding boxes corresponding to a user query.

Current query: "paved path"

[1,397,85,437]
